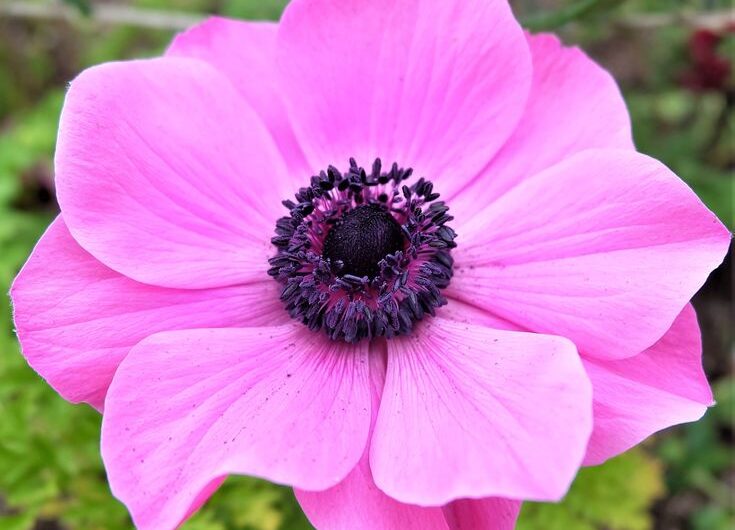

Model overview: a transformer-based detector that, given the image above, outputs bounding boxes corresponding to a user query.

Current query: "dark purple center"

[268,158,456,343]
[322,204,405,278]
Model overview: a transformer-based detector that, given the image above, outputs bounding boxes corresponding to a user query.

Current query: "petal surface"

[449,149,730,360]
[441,298,716,468]
[372,318,592,505]
[439,298,518,332]
[277,0,531,188]
[451,32,634,221]
[583,304,713,465]
[10,217,286,410]
[101,326,372,530]
[56,57,290,289]
[443,498,522,530]
[297,448,449,530]
[296,346,450,530]
[167,17,308,174]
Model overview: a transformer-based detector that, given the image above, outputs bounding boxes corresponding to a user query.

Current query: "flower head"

[10,1,730,529]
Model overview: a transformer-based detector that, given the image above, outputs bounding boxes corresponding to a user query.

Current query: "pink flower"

[10,1,730,529]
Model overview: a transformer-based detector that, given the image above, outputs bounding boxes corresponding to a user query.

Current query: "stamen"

[268,158,456,343]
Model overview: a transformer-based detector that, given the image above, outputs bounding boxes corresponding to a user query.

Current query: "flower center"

[322,204,405,278]
[268,158,456,343]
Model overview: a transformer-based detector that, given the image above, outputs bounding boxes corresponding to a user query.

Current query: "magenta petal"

[296,454,450,530]
[451,33,634,221]
[441,298,717,469]
[56,57,291,289]
[277,0,531,187]
[450,149,730,360]
[439,297,519,332]
[101,326,371,530]
[296,348,449,530]
[10,217,285,410]
[372,318,592,505]
[443,498,522,530]
[583,304,714,465]
[167,17,308,174]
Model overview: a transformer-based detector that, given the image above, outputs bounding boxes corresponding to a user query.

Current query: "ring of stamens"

[268,158,456,343]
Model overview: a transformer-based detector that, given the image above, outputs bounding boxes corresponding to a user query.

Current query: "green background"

[0,1,732,529]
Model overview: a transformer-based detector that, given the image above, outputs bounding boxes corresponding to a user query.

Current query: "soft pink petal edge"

[450,148,731,361]
[166,16,309,176]
[296,350,451,530]
[441,298,717,467]
[443,498,522,530]
[101,326,372,530]
[276,0,532,195]
[583,303,714,465]
[10,216,286,410]
[371,317,593,505]
[296,333,521,530]
[55,56,290,289]
[450,31,634,223]
[297,455,520,530]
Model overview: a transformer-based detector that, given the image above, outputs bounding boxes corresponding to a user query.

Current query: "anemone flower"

[10,1,730,529]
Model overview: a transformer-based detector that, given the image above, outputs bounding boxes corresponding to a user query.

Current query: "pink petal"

[181,477,226,522]
[296,346,450,530]
[167,17,308,175]
[101,326,372,530]
[443,498,522,530]
[449,149,730,360]
[371,318,592,504]
[276,0,531,187]
[9,217,286,410]
[297,453,450,530]
[451,32,633,220]
[56,57,291,289]
[583,304,714,465]
[439,297,518,332]
[440,299,716,468]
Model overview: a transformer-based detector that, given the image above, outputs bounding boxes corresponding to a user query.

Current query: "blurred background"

[0,0,732,529]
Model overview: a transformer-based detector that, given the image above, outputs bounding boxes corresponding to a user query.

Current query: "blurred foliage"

[521,0,626,32]
[0,1,732,529]
[518,448,664,530]
[654,375,735,530]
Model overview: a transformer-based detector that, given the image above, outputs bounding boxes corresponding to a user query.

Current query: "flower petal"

[441,298,715,468]
[451,32,634,220]
[583,304,713,465]
[449,149,730,360]
[372,318,592,504]
[297,453,450,530]
[443,498,522,530]
[9,217,286,410]
[101,326,372,530]
[167,17,308,174]
[439,297,518,331]
[277,0,531,186]
[296,345,449,530]
[56,57,291,289]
